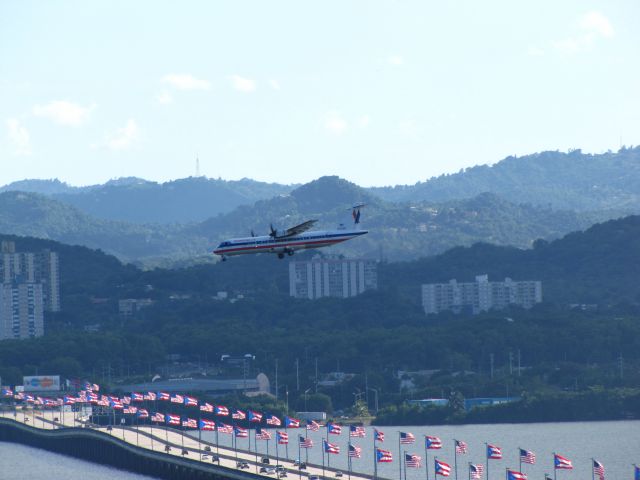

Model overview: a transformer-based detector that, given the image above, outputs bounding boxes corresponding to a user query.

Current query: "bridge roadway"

[0,407,375,480]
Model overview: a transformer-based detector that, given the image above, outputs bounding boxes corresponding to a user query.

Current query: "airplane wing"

[283,220,317,237]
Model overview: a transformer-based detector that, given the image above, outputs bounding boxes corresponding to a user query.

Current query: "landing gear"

[278,253,285,259]
[221,256,227,262]
[287,250,295,256]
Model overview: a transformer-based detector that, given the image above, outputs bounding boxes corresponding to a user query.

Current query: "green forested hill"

[370,147,640,211]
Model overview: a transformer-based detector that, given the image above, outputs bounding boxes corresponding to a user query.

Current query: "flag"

[235,426,249,438]
[554,454,573,470]
[110,399,123,410]
[349,425,366,437]
[184,396,198,407]
[426,435,442,449]
[405,453,422,468]
[593,459,605,480]
[88,393,98,403]
[122,396,131,405]
[170,394,184,404]
[151,413,164,424]
[376,448,393,463]
[487,444,502,459]
[137,409,149,419]
[285,416,300,428]
[166,414,180,425]
[507,470,527,480]
[131,392,144,402]
[455,440,468,454]
[182,418,198,429]
[157,391,170,401]
[248,410,262,422]
[199,419,215,431]
[470,464,484,479]
[435,459,451,477]
[307,420,320,432]
[3,388,15,396]
[375,428,385,442]
[64,395,76,405]
[400,431,416,444]
[299,436,313,448]
[256,427,271,440]
[200,402,214,413]
[266,413,281,426]
[232,409,246,420]
[326,423,342,435]
[92,383,100,391]
[635,465,640,480]
[124,406,137,414]
[277,431,289,444]
[214,405,229,416]
[217,423,233,434]
[324,440,340,454]
[348,444,362,458]
[144,392,156,401]
[520,449,536,465]
[545,475,553,480]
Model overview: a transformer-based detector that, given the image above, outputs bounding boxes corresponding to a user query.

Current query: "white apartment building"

[422,274,542,315]
[289,256,378,299]
[0,282,44,340]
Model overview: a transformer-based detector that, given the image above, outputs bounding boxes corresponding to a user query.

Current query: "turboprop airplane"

[213,204,368,260]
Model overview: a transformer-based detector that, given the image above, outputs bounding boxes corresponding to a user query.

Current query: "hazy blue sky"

[1,1,638,187]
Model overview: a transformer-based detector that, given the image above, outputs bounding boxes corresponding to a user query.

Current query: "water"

[2,421,638,479]
[0,442,157,480]
[191,420,640,479]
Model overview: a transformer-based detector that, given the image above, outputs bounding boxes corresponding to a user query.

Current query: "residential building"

[289,256,377,299]
[422,274,542,315]
[118,298,154,318]
[0,282,44,340]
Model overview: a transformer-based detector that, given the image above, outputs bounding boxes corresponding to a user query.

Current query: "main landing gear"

[277,249,295,259]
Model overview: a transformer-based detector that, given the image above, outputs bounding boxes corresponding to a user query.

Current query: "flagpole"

[435,456,438,480]
[198,415,202,461]
[403,450,407,480]
[399,433,402,480]
[425,438,430,480]
[505,467,507,480]
[485,444,489,480]
[553,453,556,480]
[468,462,471,480]
[518,447,521,473]
[373,430,378,480]
[254,430,258,475]
[454,440,458,480]
[298,436,302,480]
[591,458,594,480]
[276,433,280,469]
[348,443,352,480]
[215,423,219,457]
[322,439,326,479]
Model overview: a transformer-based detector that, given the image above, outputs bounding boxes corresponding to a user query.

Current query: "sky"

[1,1,639,187]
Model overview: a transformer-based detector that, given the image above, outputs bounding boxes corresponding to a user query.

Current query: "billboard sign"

[23,376,61,392]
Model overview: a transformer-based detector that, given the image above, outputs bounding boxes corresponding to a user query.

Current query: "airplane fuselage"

[213,229,368,259]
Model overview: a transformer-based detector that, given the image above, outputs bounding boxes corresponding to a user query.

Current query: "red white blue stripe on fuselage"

[213,230,368,257]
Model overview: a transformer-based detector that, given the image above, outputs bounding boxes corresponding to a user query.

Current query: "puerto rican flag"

[554,454,573,470]
[170,394,183,404]
[507,470,527,480]
[266,413,281,426]
[184,396,198,407]
[326,423,342,435]
[277,431,289,444]
[166,414,181,425]
[349,425,366,437]
[157,391,170,401]
[131,392,144,402]
[199,419,216,431]
[324,440,340,454]
[137,409,149,419]
[1,388,13,397]
[400,431,415,444]
[487,444,502,459]
[151,412,165,423]
[215,405,229,416]
[88,393,98,403]
[122,396,131,405]
[182,418,198,429]
[374,428,385,442]
[144,392,156,401]
[376,448,393,463]
[426,435,442,449]
[232,409,246,420]
[200,402,214,413]
[435,459,452,477]
[234,426,249,438]
[285,416,300,428]
[248,410,262,422]
[217,423,233,434]
[64,395,76,405]
[110,399,124,410]
[306,420,320,431]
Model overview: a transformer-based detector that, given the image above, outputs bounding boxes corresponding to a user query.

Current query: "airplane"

[213,204,368,260]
